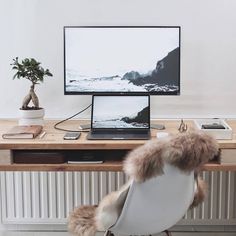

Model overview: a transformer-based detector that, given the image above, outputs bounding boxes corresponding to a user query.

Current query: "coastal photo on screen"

[65,27,180,94]
[93,96,149,128]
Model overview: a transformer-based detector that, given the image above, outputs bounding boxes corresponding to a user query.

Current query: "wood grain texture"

[0,161,123,171]
[1,119,236,171]
[220,149,236,164]
[0,150,11,164]
[0,119,146,150]
[3,119,236,149]
[0,161,235,172]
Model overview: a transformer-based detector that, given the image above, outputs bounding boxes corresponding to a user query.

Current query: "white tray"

[194,119,233,140]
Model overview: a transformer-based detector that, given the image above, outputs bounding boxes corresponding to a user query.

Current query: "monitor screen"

[92,95,150,129]
[64,26,180,95]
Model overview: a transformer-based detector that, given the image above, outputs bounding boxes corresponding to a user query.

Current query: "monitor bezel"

[90,94,150,131]
[64,26,181,95]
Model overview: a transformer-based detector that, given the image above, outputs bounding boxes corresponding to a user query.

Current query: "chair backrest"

[110,163,195,235]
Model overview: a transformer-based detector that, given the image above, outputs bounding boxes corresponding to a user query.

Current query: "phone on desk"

[63,132,81,140]
[201,124,225,129]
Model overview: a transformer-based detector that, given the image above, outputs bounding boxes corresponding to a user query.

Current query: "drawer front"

[221,149,236,164]
[0,150,11,164]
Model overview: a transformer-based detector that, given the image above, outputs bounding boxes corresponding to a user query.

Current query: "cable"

[54,104,92,132]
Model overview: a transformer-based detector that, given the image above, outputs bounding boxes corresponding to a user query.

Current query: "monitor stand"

[150,124,165,130]
[79,123,91,130]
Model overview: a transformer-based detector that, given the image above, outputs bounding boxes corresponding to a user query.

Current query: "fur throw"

[68,181,131,236]
[124,131,219,182]
[190,175,208,208]
[95,181,130,231]
[68,131,219,236]
[68,205,97,236]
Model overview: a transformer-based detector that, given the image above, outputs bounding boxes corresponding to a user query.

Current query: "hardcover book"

[2,125,43,139]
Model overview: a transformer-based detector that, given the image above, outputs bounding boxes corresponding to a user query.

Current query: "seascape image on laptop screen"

[65,27,180,94]
[93,96,149,129]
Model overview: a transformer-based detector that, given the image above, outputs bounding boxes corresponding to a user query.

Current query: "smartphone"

[201,124,225,129]
[63,132,81,140]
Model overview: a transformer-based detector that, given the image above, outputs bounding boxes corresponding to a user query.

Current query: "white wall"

[1,0,236,119]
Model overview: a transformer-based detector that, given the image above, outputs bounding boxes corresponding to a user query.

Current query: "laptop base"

[87,131,150,140]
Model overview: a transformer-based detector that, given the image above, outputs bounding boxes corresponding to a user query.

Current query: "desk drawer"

[0,150,11,164]
[220,149,236,164]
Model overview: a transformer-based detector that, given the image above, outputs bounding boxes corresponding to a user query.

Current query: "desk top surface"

[1,119,236,171]
[1,119,236,150]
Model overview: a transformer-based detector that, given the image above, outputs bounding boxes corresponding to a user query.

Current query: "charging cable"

[54,104,92,132]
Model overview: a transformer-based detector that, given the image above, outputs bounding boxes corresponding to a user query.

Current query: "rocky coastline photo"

[65,27,180,93]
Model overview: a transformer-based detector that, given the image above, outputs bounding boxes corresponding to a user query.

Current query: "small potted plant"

[11,57,53,125]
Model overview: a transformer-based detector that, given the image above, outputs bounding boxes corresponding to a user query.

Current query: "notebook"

[2,125,43,139]
[87,95,151,140]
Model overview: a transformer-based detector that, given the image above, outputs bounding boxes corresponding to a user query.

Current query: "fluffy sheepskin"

[123,139,166,182]
[68,131,219,236]
[164,132,219,172]
[190,175,208,209]
[124,131,219,182]
[68,181,131,236]
[68,205,97,236]
[95,181,131,231]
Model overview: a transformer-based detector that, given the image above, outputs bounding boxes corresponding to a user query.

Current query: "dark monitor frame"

[64,26,181,95]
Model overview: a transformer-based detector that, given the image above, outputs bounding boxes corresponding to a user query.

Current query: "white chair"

[68,132,219,236]
[107,163,195,236]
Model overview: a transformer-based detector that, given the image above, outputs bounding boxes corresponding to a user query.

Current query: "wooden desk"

[0,119,236,171]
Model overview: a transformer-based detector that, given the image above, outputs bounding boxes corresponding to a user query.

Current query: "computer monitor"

[64,26,180,95]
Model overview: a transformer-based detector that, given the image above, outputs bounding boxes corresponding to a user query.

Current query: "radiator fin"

[0,171,235,225]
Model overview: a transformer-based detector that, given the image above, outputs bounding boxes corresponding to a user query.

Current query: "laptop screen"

[92,95,150,129]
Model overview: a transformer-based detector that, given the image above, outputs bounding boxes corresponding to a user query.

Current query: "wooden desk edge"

[1,141,236,150]
[0,162,235,172]
[1,119,236,171]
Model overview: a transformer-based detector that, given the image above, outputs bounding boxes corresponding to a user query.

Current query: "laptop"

[87,95,151,140]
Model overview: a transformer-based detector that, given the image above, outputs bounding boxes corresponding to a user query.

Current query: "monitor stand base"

[150,123,165,130]
[79,123,91,130]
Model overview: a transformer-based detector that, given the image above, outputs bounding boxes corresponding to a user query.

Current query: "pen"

[39,131,46,139]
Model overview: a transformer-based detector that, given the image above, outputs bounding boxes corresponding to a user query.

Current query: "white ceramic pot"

[19,108,45,126]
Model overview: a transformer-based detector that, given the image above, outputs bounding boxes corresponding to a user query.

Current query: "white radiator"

[0,171,235,225]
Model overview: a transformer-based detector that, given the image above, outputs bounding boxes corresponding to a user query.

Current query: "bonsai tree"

[11,57,53,110]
